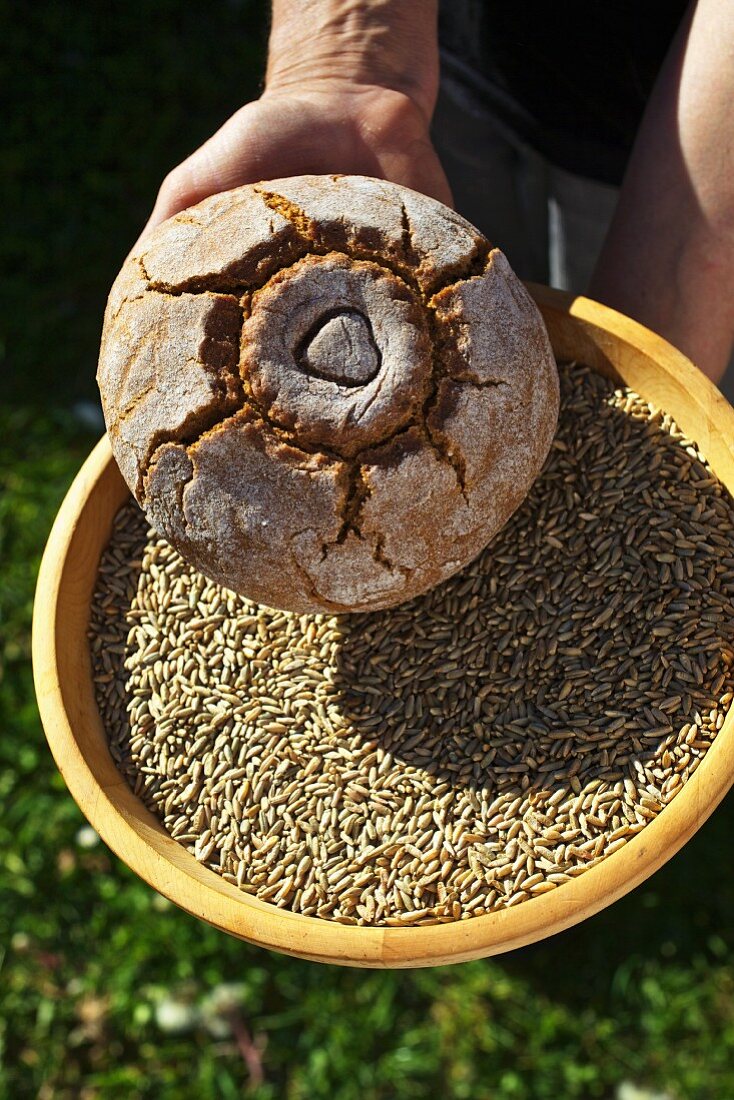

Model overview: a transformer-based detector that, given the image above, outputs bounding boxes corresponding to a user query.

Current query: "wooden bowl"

[32,286,734,967]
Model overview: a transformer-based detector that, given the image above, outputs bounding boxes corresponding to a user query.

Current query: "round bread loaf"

[97,175,559,613]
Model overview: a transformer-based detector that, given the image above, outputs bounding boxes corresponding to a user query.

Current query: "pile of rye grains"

[89,363,734,926]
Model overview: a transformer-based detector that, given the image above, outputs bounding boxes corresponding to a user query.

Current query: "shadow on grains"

[331,364,734,802]
[89,364,734,914]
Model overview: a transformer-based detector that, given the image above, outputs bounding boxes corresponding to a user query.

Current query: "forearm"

[266,0,440,120]
[590,0,734,382]
[138,0,449,243]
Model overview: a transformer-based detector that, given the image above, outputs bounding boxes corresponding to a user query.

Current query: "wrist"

[265,0,439,123]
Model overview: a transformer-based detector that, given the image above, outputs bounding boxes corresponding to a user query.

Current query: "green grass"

[1,0,268,407]
[4,2,734,1097]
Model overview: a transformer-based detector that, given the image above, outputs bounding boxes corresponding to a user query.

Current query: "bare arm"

[590,0,734,382]
[266,0,439,117]
[138,0,449,245]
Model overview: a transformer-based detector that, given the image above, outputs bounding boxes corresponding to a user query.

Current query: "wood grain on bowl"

[32,288,734,967]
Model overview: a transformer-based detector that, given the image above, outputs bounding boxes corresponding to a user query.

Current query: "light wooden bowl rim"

[32,285,734,968]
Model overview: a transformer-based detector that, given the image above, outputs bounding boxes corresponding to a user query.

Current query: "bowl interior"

[33,287,734,966]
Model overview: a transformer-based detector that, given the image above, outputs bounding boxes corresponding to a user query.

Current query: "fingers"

[130,91,455,259]
[130,162,210,256]
[132,107,261,253]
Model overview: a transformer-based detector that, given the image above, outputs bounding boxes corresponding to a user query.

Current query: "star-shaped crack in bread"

[98,176,558,612]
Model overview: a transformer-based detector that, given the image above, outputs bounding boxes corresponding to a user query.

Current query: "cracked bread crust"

[97,174,559,613]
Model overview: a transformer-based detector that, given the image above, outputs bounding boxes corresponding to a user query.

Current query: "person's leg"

[431,63,551,283]
[547,165,619,294]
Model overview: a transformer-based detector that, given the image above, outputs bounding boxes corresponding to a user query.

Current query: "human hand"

[135,82,452,250]
[135,0,450,251]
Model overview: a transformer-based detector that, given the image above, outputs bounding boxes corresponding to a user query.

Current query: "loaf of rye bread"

[97,175,559,613]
